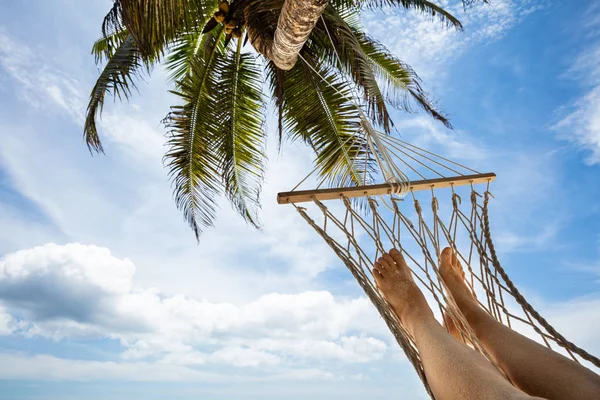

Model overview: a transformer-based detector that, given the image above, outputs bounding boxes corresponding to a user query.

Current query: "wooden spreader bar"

[277,172,496,204]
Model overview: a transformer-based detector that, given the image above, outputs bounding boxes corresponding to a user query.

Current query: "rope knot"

[470,190,481,205]
[390,197,403,214]
[452,193,461,209]
[342,196,352,209]
[431,197,439,213]
[314,198,328,213]
[413,199,422,214]
[368,198,379,212]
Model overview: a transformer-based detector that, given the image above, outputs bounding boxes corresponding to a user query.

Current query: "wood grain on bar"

[277,173,496,204]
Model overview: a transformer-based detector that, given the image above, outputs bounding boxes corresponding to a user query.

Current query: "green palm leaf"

[347,0,485,29]
[357,31,451,128]
[164,28,226,239]
[91,29,130,64]
[86,0,476,238]
[310,6,393,132]
[214,38,267,228]
[268,55,371,187]
[166,30,206,82]
[103,0,218,60]
[84,35,146,153]
[366,0,462,28]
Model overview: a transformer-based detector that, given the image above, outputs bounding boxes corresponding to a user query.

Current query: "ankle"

[401,305,435,336]
[459,303,493,333]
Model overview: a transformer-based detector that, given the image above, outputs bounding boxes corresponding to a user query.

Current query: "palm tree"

[85,0,482,239]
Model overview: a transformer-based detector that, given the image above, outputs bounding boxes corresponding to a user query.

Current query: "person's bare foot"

[373,248,434,335]
[439,247,481,322]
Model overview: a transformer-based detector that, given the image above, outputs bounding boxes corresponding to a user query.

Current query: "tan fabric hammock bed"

[276,130,600,398]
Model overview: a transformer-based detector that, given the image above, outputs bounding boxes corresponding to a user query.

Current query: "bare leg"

[373,249,538,400]
[439,247,600,400]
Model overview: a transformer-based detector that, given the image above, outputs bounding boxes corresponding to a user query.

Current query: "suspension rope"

[280,15,600,395]
[284,179,600,399]
[480,193,600,367]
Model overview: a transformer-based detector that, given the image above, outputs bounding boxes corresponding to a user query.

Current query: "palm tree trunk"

[250,0,328,70]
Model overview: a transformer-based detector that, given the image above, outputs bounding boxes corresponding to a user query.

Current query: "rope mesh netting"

[278,133,599,397]
[286,20,598,392]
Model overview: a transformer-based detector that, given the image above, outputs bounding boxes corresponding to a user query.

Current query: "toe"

[378,255,390,269]
[439,248,454,281]
[450,252,465,277]
[382,253,395,269]
[374,261,384,276]
[451,251,460,268]
[372,265,384,283]
[441,247,453,265]
[389,248,406,267]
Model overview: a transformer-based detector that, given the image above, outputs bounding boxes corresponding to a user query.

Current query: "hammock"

[277,129,600,397]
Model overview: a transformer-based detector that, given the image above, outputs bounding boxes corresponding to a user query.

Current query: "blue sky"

[0,0,599,399]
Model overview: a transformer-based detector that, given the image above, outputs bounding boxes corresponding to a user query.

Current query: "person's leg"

[373,249,539,400]
[439,247,600,400]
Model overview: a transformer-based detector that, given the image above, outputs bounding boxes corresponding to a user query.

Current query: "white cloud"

[0,352,222,382]
[494,220,561,253]
[244,336,388,363]
[553,85,600,165]
[209,347,281,367]
[0,2,596,393]
[0,350,350,387]
[2,243,134,292]
[392,115,489,163]
[0,243,388,375]
[99,112,167,165]
[0,31,84,122]
[542,296,600,357]
[362,0,547,79]
[552,7,600,164]
[0,305,14,335]
[0,29,343,303]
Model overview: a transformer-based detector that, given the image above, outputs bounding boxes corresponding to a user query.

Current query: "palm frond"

[243,0,282,57]
[461,0,488,7]
[267,55,372,187]
[102,0,124,38]
[310,6,393,132]
[164,28,226,239]
[352,0,463,29]
[357,32,451,128]
[165,30,207,82]
[214,38,267,228]
[105,0,218,60]
[336,4,362,30]
[268,61,285,147]
[84,35,146,153]
[91,29,130,64]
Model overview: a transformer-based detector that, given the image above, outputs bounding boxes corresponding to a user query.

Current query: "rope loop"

[431,196,439,213]
[452,193,462,209]
[368,198,379,212]
[470,190,482,206]
[391,196,404,205]
[314,198,328,213]
[342,196,353,210]
[391,197,402,214]
[413,199,422,215]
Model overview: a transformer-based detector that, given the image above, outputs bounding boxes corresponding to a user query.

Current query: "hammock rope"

[480,193,600,366]
[279,131,600,397]
[284,21,599,395]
